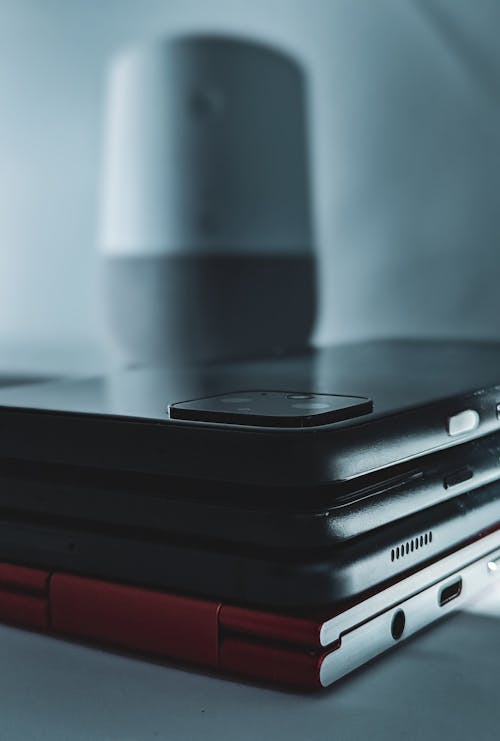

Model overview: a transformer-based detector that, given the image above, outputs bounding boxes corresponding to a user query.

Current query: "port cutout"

[391,610,406,640]
[439,577,462,607]
[443,467,473,489]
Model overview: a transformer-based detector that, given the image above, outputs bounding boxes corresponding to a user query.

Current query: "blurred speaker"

[100,35,315,365]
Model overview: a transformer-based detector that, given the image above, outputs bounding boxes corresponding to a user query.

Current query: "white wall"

[0,0,499,345]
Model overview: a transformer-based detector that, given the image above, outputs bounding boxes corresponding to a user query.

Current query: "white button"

[487,556,500,573]
[447,409,480,436]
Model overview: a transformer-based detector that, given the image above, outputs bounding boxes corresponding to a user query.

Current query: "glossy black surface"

[0,339,500,422]
[0,479,499,606]
[1,339,500,485]
[1,431,500,547]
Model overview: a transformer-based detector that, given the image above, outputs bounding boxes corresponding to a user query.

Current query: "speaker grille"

[391,531,433,562]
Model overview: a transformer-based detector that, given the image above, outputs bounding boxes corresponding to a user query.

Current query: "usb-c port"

[439,577,462,606]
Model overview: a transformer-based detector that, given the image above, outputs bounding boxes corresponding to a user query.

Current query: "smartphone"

[0,432,498,547]
[0,340,500,548]
[0,479,498,606]
[1,526,499,690]
[0,340,499,487]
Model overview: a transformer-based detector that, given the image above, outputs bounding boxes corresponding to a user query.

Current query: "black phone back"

[0,480,498,607]
[0,431,499,548]
[0,340,500,488]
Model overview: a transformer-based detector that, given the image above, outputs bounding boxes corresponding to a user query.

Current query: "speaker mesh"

[391,531,433,562]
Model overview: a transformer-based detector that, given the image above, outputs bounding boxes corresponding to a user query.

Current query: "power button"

[447,409,480,437]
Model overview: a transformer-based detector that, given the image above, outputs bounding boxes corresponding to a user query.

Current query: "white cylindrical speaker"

[100,34,315,365]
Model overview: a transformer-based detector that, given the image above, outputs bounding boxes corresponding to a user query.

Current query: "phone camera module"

[169,390,373,427]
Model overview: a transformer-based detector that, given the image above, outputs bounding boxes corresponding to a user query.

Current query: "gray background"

[0,0,499,348]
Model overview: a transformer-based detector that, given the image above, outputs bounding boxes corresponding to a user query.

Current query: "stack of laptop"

[0,339,499,689]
